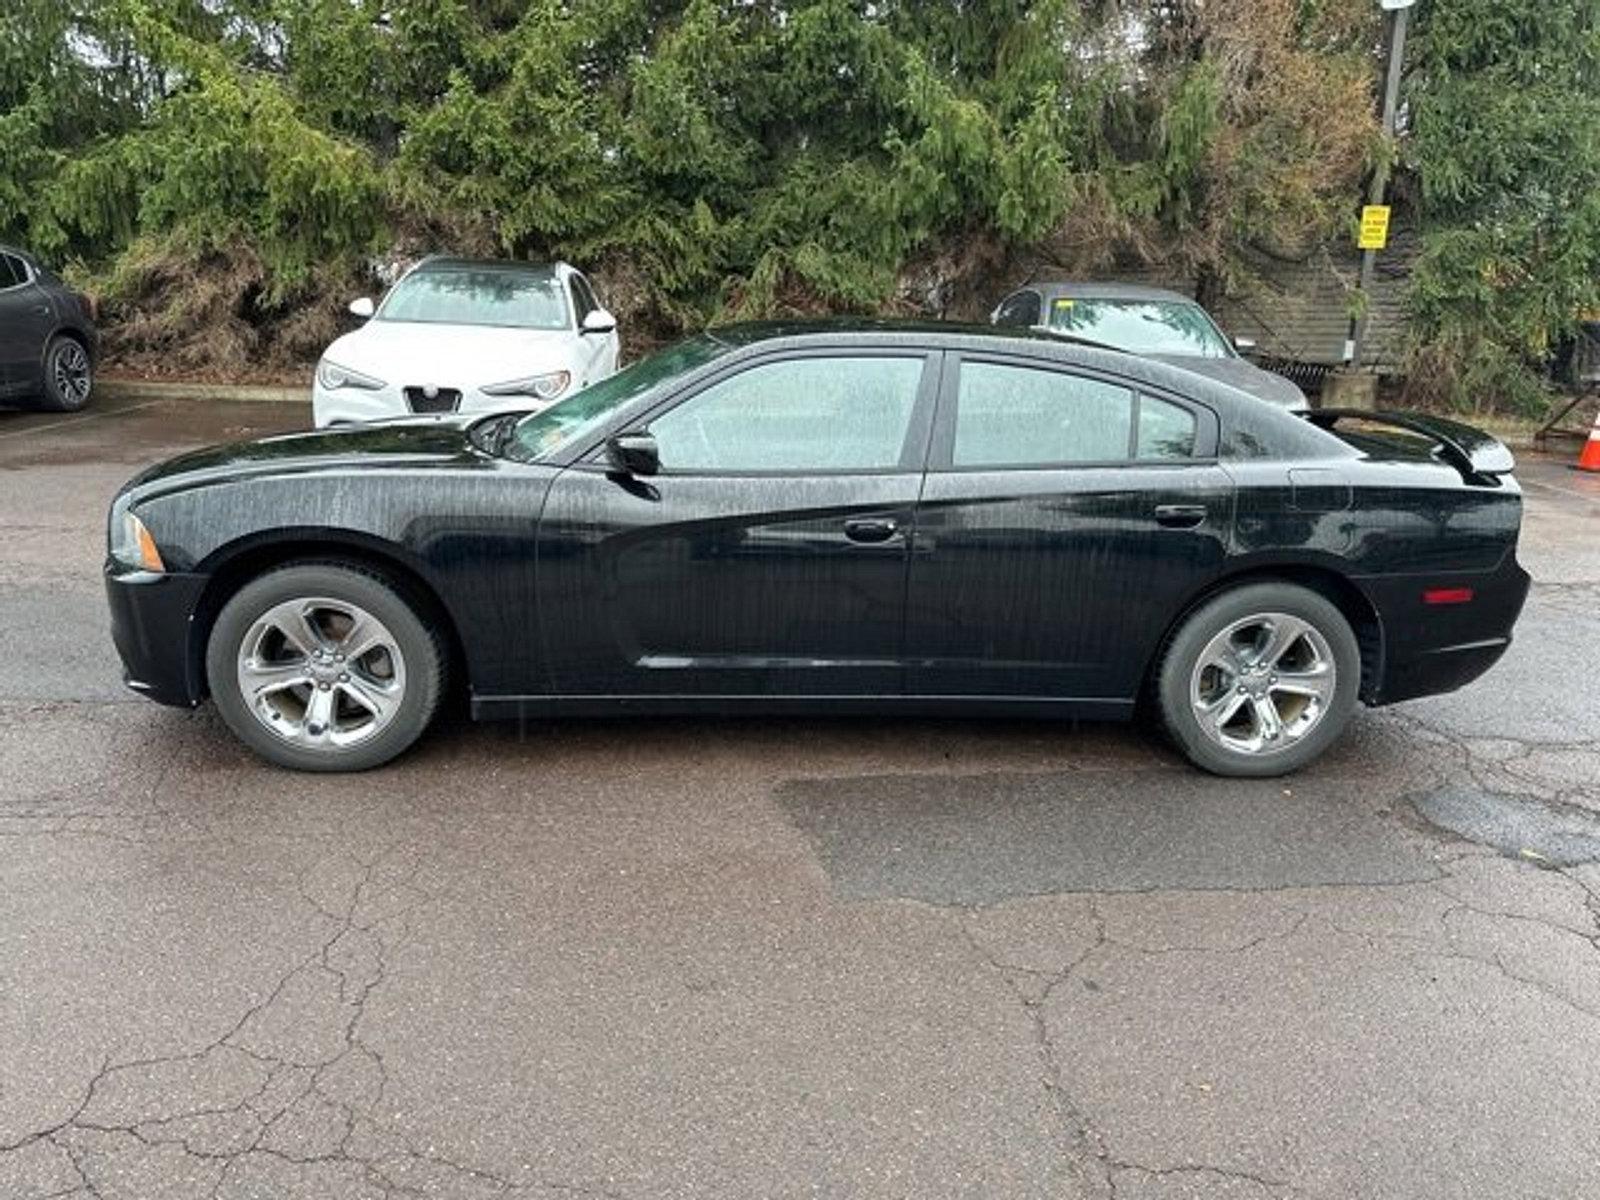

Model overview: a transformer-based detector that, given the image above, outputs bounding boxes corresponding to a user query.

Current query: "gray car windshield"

[1047,298,1232,358]
[508,335,732,462]
[378,269,569,330]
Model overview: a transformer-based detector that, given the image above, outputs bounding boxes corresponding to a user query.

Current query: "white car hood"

[323,320,578,389]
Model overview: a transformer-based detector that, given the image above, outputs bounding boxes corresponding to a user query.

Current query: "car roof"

[706,317,1061,347]
[1019,281,1198,304]
[693,319,1340,457]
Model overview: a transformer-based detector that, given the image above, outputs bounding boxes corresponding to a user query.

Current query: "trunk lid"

[1305,409,1516,484]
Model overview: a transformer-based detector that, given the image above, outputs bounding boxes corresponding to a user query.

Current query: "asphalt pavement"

[2,394,1598,1199]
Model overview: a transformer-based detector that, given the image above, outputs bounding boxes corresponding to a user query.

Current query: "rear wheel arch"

[1147,563,1384,704]
[190,535,468,704]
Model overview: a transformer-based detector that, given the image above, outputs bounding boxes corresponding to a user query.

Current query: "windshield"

[508,335,732,461]
[378,268,569,330]
[1046,297,1233,358]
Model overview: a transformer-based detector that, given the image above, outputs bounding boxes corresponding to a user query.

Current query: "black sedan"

[0,244,97,411]
[106,322,1528,776]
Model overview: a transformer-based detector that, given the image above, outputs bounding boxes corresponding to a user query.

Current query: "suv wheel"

[39,335,93,412]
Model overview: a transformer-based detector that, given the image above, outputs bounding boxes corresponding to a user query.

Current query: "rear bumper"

[1378,636,1513,705]
[1361,557,1531,705]
[105,561,208,707]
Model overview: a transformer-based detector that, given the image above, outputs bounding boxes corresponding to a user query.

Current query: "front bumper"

[105,561,208,707]
[312,381,560,428]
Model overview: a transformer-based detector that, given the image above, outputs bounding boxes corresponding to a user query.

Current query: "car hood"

[1148,354,1308,410]
[324,320,579,388]
[122,416,487,501]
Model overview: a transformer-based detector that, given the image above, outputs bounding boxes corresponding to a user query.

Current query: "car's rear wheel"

[1156,581,1360,777]
[206,563,444,771]
[38,335,93,412]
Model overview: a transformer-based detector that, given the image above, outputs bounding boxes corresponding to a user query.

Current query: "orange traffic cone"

[1579,404,1600,472]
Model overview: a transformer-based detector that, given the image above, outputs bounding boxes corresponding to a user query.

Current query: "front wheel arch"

[189,537,468,705]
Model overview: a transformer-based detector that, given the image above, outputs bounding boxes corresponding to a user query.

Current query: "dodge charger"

[106,323,1529,775]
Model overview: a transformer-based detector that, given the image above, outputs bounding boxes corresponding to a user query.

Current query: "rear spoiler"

[1304,409,1516,482]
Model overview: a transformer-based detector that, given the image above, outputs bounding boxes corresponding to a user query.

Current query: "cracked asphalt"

[2,394,1599,1199]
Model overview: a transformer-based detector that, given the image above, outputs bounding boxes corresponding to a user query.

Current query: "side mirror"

[606,431,659,476]
[1233,335,1258,358]
[581,308,617,335]
[348,296,376,319]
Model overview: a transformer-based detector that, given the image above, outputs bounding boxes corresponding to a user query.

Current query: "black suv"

[0,245,98,412]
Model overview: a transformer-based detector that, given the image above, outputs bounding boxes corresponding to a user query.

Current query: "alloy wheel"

[52,340,91,406]
[1189,611,1337,756]
[235,596,407,750]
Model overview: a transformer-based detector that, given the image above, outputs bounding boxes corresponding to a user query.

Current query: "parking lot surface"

[2,395,1598,1199]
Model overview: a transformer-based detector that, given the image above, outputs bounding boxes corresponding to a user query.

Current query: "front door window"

[649,356,925,472]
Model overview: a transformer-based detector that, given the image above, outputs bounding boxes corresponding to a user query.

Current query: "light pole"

[1345,0,1415,370]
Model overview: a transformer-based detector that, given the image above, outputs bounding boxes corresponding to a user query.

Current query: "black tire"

[1155,581,1361,778]
[206,563,445,772]
[37,335,93,412]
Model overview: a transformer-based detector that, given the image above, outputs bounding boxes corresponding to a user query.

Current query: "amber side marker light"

[135,520,165,572]
[1423,587,1474,605]
[121,511,166,572]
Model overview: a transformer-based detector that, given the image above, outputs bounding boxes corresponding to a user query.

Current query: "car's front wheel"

[38,335,93,412]
[1156,581,1361,777]
[206,563,445,771]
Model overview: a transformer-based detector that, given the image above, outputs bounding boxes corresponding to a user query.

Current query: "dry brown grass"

[99,239,361,383]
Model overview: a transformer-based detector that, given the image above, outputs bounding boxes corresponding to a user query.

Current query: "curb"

[98,378,309,405]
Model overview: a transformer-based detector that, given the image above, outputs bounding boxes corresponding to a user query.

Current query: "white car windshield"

[377,268,569,330]
[1047,298,1233,358]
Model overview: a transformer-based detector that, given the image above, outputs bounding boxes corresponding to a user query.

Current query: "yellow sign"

[1358,204,1391,250]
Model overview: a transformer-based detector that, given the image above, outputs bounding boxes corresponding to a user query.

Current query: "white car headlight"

[480,370,571,401]
[108,499,165,572]
[316,358,386,391]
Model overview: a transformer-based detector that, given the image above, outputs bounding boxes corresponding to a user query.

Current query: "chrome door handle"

[843,518,899,544]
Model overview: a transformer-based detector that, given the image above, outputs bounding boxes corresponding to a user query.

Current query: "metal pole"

[1346,4,1410,368]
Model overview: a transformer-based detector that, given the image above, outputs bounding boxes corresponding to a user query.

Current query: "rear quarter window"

[1136,395,1197,460]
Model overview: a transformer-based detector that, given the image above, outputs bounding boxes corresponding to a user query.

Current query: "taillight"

[1423,587,1474,605]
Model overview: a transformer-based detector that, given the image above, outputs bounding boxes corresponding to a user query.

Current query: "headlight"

[316,358,386,391]
[481,370,571,401]
[108,500,165,572]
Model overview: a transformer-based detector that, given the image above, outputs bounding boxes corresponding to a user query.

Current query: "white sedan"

[313,258,620,427]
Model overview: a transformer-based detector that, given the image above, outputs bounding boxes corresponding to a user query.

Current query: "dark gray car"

[991,282,1308,410]
[0,244,98,412]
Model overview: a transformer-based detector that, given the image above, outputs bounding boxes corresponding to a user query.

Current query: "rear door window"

[952,361,1134,466]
